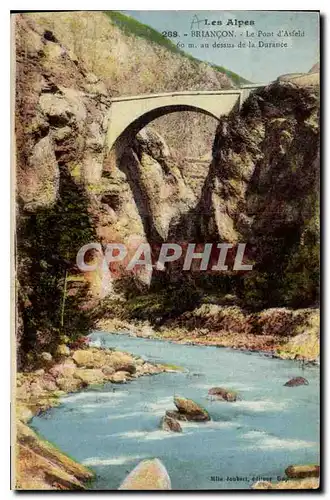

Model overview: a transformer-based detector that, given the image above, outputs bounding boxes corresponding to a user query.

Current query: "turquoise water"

[31,332,320,490]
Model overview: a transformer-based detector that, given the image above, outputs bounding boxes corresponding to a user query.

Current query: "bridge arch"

[106,88,261,153]
[109,103,221,153]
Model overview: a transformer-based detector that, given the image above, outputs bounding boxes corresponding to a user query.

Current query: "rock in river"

[285,464,319,479]
[56,377,84,392]
[108,352,137,374]
[118,458,171,490]
[109,371,130,383]
[284,377,309,387]
[208,387,238,401]
[74,368,105,385]
[72,349,105,368]
[165,410,188,421]
[161,415,182,433]
[173,396,210,421]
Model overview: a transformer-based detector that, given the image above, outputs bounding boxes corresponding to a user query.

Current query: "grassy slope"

[105,11,251,86]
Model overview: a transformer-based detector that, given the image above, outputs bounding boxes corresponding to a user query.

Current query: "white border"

[4,1,326,11]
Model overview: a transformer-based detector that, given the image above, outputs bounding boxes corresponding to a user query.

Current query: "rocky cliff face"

[14,12,239,365]
[15,14,112,367]
[27,11,236,95]
[15,15,111,206]
[197,79,319,308]
[24,11,236,178]
[99,129,196,241]
[14,12,319,366]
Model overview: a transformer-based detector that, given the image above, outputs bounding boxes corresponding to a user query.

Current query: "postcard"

[12,10,320,490]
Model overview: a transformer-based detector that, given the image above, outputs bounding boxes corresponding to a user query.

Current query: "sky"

[124,11,320,83]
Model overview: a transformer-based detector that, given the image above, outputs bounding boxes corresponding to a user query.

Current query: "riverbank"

[28,332,320,491]
[14,345,169,490]
[15,334,320,490]
[96,305,320,363]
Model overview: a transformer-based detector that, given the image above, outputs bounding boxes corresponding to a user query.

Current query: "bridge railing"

[240,83,268,89]
[110,85,266,103]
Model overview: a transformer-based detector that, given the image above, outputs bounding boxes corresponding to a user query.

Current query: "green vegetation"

[241,198,319,311]
[105,11,186,55]
[276,310,319,360]
[211,63,250,86]
[95,275,205,327]
[161,363,185,372]
[17,168,97,366]
[126,282,202,323]
[282,203,320,307]
[104,11,250,86]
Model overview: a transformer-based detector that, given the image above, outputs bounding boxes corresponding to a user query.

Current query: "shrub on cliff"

[17,168,96,367]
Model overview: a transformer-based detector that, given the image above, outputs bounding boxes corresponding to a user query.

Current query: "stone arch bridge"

[106,84,264,152]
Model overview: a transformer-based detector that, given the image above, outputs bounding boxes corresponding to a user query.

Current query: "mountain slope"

[29,10,245,95]
[29,10,235,167]
[104,11,250,86]
[14,12,319,368]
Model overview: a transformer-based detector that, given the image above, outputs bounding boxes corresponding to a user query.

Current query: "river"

[30,332,320,490]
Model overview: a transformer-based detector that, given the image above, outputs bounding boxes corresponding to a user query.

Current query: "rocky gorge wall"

[15,14,111,368]
[198,79,320,309]
[14,12,239,367]
[96,77,320,359]
[27,10,234,164]
[14,12,320,368]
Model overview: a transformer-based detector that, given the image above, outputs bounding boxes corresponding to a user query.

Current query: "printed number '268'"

[162,31,179,37]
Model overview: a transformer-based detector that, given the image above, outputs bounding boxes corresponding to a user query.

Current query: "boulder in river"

[72,349,106,368]
[109,371,130,383]
[161,415,182,433]
[173,396,210,421]
[56,377,84,392]
[165,410,188,421]
[108,352,136,374]
[284,377,309,387]
[208,387,238,401]
[102,366,115,377]
[141,362,163,375]
[118,458,171,490]
[74,368,105,385]
[285,464,319,479]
